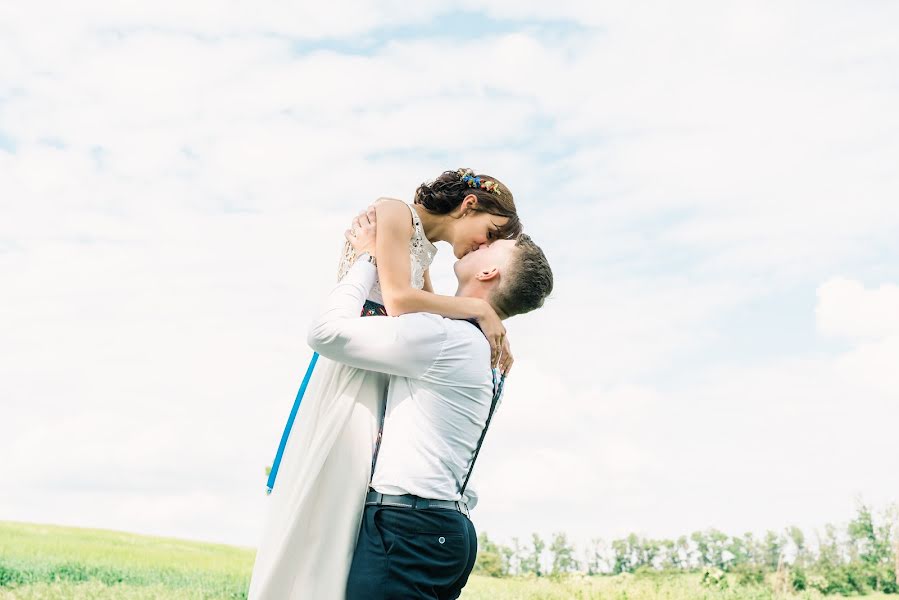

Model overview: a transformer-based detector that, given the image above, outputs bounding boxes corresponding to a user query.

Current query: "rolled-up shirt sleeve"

[307,260,446,379]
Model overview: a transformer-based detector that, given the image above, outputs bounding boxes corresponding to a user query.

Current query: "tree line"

[474,502,899,595]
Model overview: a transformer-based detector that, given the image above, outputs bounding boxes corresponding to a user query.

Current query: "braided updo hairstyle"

[414,169,522,240]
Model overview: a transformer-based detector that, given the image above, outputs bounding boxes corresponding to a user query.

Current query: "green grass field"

[0,521,891,599]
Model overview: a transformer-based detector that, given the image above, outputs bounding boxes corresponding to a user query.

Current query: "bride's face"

[450,210,511,259]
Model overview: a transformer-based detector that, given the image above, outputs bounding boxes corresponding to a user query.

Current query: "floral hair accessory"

[456,168,502,196]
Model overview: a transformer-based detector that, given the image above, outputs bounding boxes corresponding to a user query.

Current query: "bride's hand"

[345,206,378,257]
[498,334,514,375]
[475,301,514,375]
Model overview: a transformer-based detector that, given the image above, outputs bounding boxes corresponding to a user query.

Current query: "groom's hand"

[346,206,378,257]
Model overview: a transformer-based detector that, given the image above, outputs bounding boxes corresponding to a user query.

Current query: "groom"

[306,211,553,600]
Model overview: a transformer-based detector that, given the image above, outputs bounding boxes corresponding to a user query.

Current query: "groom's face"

[453,238,516,285]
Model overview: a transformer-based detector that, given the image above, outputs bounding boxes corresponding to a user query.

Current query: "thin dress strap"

[408,202,421,224]
[407,203,427,242]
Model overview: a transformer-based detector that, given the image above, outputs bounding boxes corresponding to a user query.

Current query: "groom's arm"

[307,259,446,379]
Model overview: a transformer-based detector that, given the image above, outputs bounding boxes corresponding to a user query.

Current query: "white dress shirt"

[307,259,495,506]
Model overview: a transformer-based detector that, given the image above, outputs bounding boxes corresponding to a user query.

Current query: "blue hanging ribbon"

[266,352,320,494]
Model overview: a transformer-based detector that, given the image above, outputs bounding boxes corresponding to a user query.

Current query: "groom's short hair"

[491,234,553,319]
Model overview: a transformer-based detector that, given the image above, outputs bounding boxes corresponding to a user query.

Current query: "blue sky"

[1,1,898,554]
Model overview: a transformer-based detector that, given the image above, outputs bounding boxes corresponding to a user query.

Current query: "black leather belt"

[365,490,470,519]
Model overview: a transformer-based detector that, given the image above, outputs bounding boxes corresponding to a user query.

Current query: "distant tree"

[675,535,693,569]
[893,518,899,590]
[741,532,763,567]
[691,531,710,567]
[630,534,645,569]
[816,523,843,569]
[473,532,508,577]
[500,541,516,576]
[730,531,772,586]
[763,530,785,571]
[641,537,661,569]
[686,529,730,569]
[526,533,546,577]
[508,537,524,576]
[848,502,897,592]
[611,537,632,574]
[584,538,607,575]
[786,525,808,567]
[550,532,578,575]
[659,538,681,571]
[706,529,729,569]
[725,534,749,570]
[892,506,899,589]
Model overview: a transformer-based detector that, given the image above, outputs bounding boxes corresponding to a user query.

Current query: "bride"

[248,168,521,599]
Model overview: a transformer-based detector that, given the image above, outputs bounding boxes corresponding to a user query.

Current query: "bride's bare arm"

[373,199,490,322]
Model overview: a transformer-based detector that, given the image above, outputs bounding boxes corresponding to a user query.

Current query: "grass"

[0,521,251,599]
[1,521,894,599]
[462,573,894,599]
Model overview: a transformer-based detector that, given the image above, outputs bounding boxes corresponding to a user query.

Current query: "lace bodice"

[336,203,438,304]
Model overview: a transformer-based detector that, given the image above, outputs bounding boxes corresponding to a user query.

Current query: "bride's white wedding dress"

[248,203,437,600]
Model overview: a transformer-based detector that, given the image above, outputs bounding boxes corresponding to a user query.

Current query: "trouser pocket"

[378,508,472,598]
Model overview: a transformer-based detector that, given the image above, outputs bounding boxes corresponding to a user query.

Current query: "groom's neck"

[455,281,492,306]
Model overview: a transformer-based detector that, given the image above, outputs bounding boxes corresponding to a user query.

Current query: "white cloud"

[816,278,899,396]
[817,278,899,339]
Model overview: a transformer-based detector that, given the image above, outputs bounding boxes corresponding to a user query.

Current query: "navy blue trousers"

[346,505,478,600]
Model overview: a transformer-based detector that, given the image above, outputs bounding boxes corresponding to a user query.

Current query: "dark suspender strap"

[459,371,505,497]
[370,398,386,481]
[368,370,506,496]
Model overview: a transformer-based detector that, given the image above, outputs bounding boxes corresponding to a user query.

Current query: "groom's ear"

[475,266,500,282]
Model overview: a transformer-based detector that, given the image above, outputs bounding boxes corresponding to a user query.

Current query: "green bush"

[0,564,26,586]
[700,567,728,590]
[733,564,765,586]
[790,566,807,591]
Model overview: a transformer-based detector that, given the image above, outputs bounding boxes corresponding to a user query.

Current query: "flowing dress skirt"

[247,356,388,599]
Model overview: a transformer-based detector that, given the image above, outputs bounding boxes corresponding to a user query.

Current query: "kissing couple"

[247,168,554,599]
